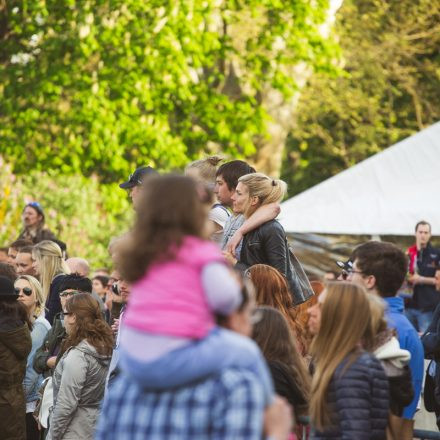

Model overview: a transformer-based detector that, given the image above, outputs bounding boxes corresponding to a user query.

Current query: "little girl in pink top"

[117,175,273,401]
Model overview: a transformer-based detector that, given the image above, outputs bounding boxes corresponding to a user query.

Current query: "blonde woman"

[185,156,230,243]
[15,275,51,440]
[32,240,70,324]
[310,282,389,440]
[224,172,310,305]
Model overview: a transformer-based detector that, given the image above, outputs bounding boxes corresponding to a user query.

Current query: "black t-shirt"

[413,244,440,312]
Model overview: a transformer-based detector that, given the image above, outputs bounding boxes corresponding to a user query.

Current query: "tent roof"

[279,122,440,235]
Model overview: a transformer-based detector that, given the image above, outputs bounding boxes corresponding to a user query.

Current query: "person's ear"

[250,196,259,207]
[364,274,376,290]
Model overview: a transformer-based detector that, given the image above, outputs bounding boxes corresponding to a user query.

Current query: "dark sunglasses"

[14,287,33,296]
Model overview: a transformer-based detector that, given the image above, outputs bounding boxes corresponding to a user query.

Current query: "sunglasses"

[14,287,33,296]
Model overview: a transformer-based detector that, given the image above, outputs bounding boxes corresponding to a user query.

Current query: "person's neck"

[417,241,428,251]
[28,306,37,323]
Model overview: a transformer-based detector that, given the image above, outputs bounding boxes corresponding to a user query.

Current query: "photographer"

[105,277,131,389]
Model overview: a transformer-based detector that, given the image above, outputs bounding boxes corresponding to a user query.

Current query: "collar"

[383,296,404,313]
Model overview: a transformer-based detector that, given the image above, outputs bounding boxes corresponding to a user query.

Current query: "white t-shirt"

[209,204,230,243]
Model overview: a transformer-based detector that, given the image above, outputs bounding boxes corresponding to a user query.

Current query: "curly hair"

[62,293,113,356]
[117,174,213,282]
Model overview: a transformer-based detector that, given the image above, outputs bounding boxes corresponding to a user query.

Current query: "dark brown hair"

[62,293,113,356]
[0,262,17,282]
[252,306,311,408]
[117,174,212,282]
[248,264,307,355]
[415,220,431,232]
[216,160,256,191]
[0,299,32,330]
[9,239,33,250]
[351,241,408,297]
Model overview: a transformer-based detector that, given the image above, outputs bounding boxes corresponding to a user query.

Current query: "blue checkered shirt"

[96,368,265,439]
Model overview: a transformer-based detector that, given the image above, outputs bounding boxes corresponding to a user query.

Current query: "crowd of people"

[0,157,440,440]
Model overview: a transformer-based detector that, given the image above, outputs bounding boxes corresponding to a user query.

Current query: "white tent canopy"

[280,122,440,235]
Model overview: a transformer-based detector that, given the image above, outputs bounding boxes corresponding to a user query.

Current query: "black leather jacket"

[236,220,311,305]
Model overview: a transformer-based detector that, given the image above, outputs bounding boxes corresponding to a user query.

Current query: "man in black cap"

[119,166,157,211]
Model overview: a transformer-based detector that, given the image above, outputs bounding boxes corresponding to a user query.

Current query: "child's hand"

[222,250,237,266]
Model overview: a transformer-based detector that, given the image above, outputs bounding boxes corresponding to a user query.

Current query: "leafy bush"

[0,157,132,269]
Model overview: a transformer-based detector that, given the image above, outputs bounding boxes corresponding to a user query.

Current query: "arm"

[261,224,289,278]
[33,331,52,374]
[24,322,49,398]
[202,263,242,315]
[50,349,88,440]
[226,203,280,253]
[408,273,437,286]
[422,304,440,357]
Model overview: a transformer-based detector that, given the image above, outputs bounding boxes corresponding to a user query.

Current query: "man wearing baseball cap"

[119,166,157,211]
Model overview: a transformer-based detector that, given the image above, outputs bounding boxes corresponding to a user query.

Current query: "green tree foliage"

[0,0,333,181]
[282,0,440,196]
[0,157,132,268]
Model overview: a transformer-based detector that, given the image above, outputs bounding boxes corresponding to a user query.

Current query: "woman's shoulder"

[256,219,284,234]
[336,351,384,379]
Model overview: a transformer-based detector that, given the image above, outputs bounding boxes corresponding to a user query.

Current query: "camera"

[111,282,120,296]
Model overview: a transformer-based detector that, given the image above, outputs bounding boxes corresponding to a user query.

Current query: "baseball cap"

[119,166,158,189]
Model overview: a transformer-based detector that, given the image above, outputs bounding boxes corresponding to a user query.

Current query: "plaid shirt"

[96,368,265,439]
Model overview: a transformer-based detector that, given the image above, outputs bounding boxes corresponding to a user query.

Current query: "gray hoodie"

[48,339,111,440]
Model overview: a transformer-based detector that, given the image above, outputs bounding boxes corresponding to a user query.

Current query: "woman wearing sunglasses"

[15,275,51,440]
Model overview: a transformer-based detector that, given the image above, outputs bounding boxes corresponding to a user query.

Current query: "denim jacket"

[24,316,51,405]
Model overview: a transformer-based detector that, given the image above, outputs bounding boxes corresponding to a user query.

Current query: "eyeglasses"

[59,290,81,297]
[14,287,33,296]
[63,312,73,317]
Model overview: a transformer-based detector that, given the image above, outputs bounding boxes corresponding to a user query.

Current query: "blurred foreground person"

[116,175,272,400]
[0,276,32,440]
[18,202,57,244]
[253,306,311,434]
[97,273,292,440]
[32,240,70,325]
[350,241,424,439]
[47,294,113,440]
[310,282,389,439]
[15,275,51,440]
